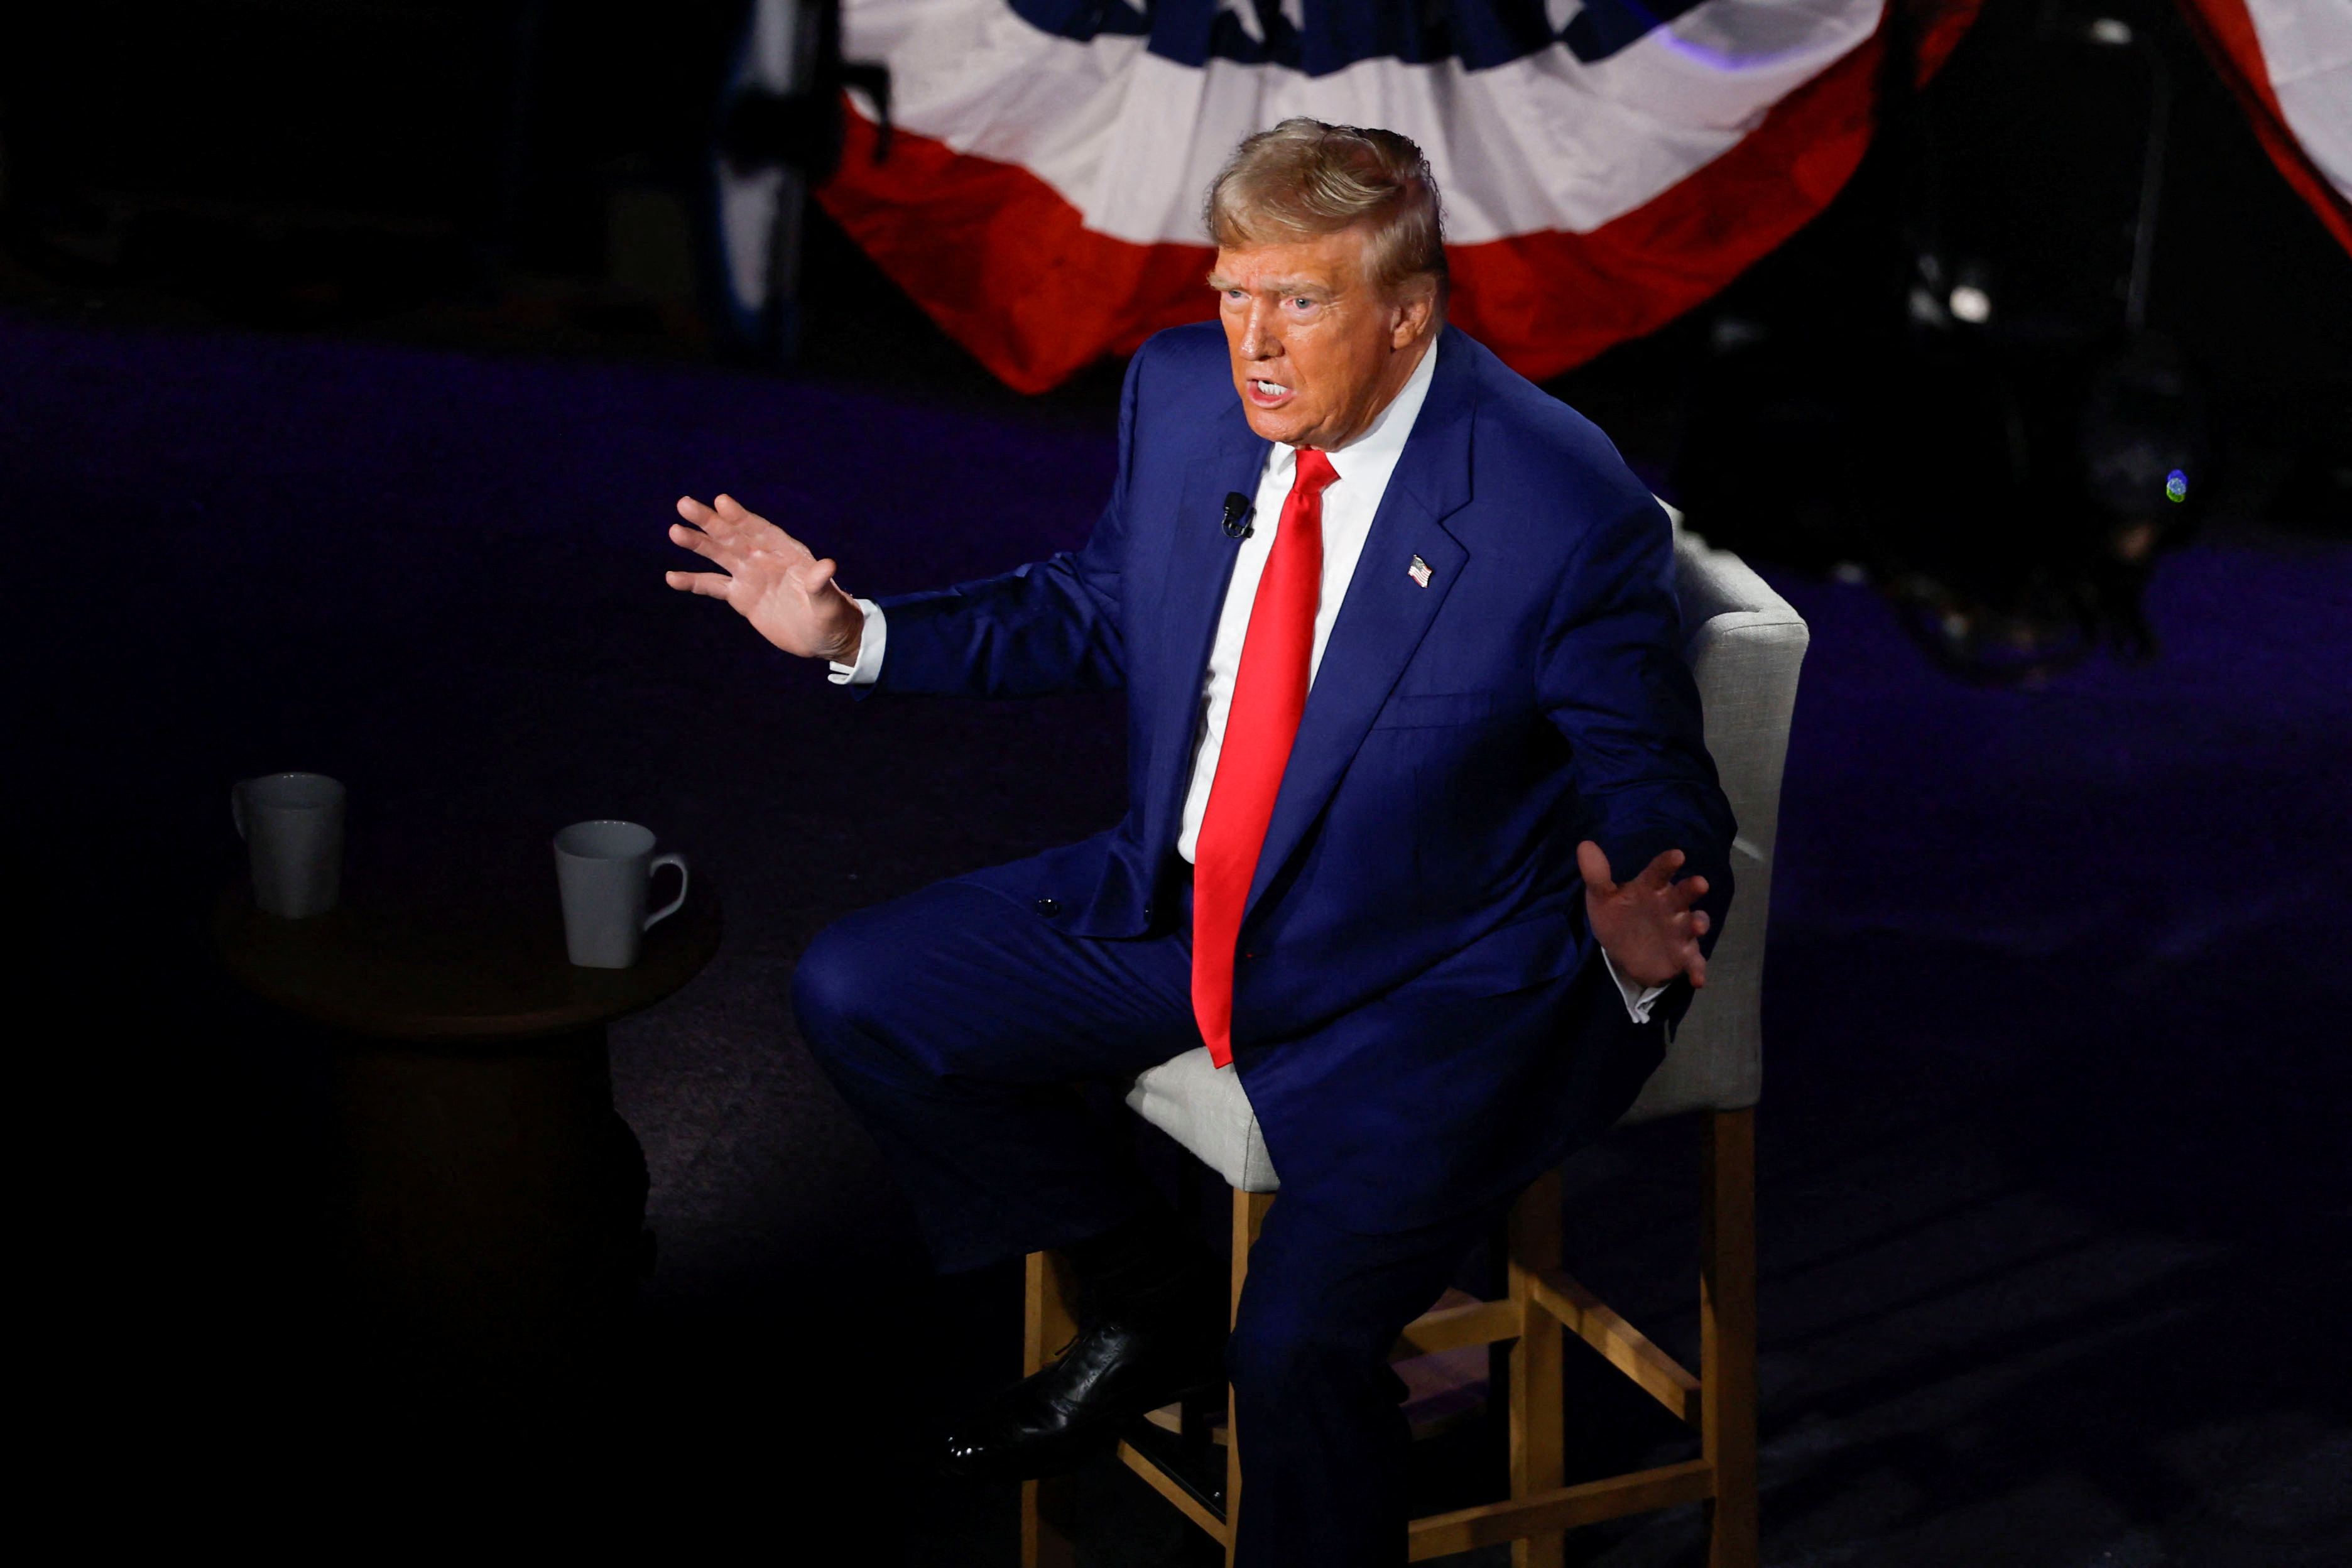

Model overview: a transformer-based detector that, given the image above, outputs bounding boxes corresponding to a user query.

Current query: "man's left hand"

[1577,842,1711,991]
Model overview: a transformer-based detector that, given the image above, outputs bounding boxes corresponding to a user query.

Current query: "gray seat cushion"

[1126,1045,1278,1192]
[1126,522,1809,1191]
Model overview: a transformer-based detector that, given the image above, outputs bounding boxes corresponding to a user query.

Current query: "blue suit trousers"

[792,881,1517,1565]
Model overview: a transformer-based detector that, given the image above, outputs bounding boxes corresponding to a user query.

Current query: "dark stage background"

[5,0,2349,1560]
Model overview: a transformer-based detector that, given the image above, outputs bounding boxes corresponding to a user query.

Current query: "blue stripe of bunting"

[1002,0,1709,74]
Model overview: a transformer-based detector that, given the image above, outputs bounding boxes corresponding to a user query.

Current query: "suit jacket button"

[1142,901,1156,923]
[1034,897,1062,918]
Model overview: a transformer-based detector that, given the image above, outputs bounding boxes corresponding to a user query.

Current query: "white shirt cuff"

[827,599,886,686]
[1601,948,1671,1025]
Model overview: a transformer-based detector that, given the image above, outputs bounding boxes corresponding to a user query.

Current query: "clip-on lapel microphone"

[1221,492,1255,539]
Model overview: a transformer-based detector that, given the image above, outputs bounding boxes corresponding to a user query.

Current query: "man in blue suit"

[665,120,1733,1565]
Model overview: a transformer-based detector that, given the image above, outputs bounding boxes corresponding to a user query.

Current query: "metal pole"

[2124,38,2171,334]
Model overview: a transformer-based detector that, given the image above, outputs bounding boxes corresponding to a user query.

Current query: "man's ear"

[1390,281,1438,349]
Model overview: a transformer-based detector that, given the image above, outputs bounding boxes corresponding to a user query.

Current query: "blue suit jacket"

[874,322,1735,1231]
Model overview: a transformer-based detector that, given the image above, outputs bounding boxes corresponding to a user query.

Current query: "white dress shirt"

[1175,336,1440,864]
[831,338,1667,1023]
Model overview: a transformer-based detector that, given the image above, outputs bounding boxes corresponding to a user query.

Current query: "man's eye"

[1291,297,1315,310]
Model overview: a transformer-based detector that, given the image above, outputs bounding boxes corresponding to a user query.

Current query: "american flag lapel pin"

[1408,554,1433,589]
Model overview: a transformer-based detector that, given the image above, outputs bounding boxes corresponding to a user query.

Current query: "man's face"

[1212,226,1436,450]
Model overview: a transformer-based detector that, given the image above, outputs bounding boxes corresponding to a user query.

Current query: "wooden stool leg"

[1226,1189,1273,1568]
[1021,1251,1081,1568]
[1509,1169,1567,1568]
[1701,1109,1759,1568]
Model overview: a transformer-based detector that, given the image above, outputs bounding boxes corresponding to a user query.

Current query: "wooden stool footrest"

[1527,1266,1701,1427]
[1118,1427,1230,1544]
[1390,1295,1520,1358]
[1405,1459,1716,1560]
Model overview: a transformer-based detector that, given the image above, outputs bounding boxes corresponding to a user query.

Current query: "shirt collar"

[1269,334,1441,485]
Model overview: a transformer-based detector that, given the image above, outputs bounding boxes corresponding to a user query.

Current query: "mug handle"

[643,853,690,932]
[231,780,249,840]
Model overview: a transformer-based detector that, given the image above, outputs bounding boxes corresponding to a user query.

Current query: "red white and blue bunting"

[2179,0,2352,259]
[759,0,2344,391]
[809,0,1985,390]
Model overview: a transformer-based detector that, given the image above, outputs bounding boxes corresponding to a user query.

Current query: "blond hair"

[1204,118,1448,305]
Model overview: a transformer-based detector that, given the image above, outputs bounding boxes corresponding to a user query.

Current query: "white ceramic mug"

[232,772,346,919]
[553,820,689,969]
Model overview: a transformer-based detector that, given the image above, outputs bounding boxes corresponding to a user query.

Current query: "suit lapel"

[1246,337,1478,915]
[1141,413,1270,861]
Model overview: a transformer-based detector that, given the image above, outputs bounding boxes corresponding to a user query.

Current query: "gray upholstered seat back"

[1128,526,1809,1189]
[1618,528,1808,1123]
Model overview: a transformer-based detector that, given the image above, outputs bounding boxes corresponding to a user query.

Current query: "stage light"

[2166,469,2188,503]
[2088,18,2133,46]
[1711,315,1768,352]
[1949,285,1992,324]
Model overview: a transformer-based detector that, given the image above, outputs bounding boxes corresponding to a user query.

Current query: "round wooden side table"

[214,878,720,1369]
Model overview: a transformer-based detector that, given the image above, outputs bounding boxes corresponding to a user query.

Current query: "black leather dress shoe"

[942,1309,1226,1481]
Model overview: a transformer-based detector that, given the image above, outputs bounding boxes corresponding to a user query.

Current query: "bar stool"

[1022,527,1807,1567]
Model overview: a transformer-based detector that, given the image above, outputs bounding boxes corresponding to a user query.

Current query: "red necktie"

[1192,448,1338,1067]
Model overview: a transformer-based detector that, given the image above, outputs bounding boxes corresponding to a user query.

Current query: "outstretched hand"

[666,493,865,663]
[1577,842,1711,991]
